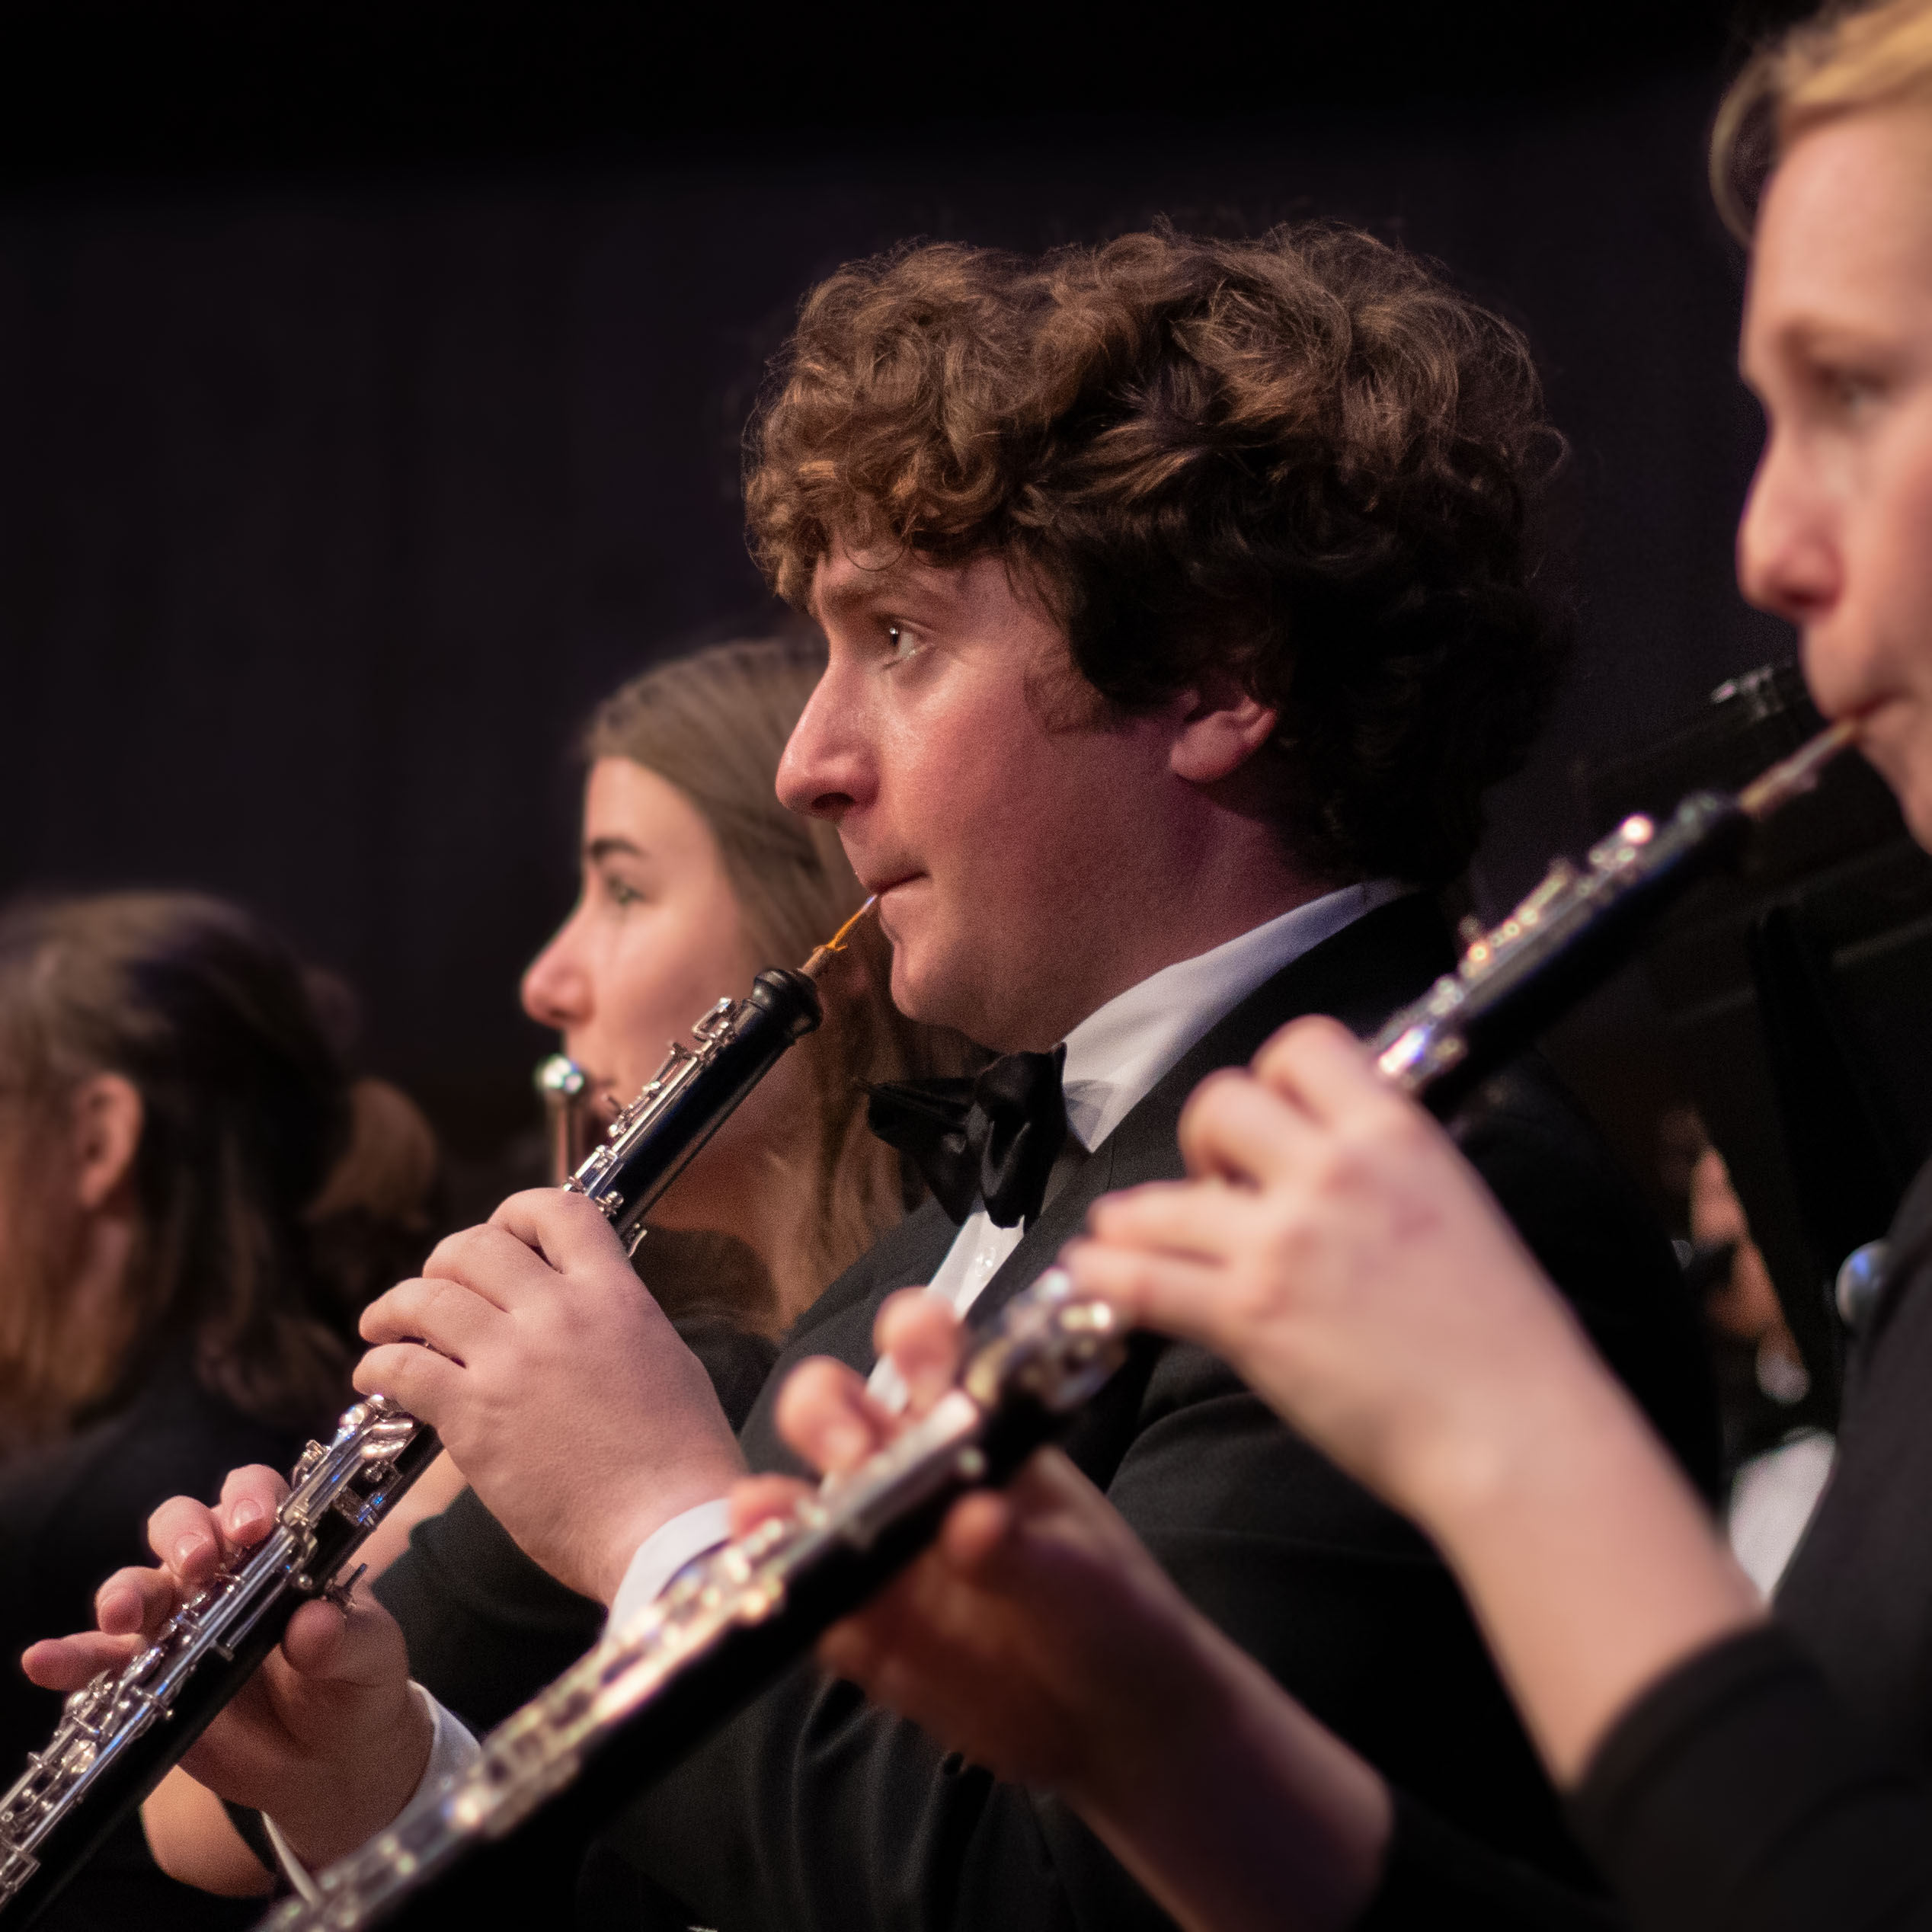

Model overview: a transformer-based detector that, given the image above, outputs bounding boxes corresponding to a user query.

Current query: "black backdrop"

[0,3,1810,1172]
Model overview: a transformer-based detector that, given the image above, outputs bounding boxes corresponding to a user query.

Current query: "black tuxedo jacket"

[570,894,1716,1931]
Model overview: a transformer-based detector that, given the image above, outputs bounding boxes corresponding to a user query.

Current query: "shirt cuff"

[607,1496,735,1633]
[261,1683,481,1901]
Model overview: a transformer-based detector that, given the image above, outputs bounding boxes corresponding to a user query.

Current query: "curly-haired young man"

[57,227,1716,1928]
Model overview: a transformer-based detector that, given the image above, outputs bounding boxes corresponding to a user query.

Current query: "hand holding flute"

[24,1486,431,1875]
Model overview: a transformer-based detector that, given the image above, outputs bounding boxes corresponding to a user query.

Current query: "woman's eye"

[604,877,641,909]
[1821,366,1881,415]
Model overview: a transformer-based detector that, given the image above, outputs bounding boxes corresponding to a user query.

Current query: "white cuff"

[607,1496,735,1633]
[262,1684,481,1899]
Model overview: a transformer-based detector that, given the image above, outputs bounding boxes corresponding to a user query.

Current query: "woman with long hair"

[0,889,435,1927]
[526,629,931,1331]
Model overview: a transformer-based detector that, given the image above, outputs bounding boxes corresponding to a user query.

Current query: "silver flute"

[0,901,876,1927]
[252,724,1857,1932]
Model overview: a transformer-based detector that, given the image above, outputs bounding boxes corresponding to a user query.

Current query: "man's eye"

[885,622,921,663]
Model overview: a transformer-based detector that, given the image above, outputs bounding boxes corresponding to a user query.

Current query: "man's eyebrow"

[813,558,923,622]
[585,836,645,862]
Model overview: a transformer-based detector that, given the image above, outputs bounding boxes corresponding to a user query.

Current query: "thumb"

[276,1593,408,1693]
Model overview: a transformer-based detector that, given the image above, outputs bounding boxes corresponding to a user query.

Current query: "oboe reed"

[799,894,880,980]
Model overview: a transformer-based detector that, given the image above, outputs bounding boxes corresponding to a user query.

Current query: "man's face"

[1741,109,1932,843]
[776,549,1199,1051]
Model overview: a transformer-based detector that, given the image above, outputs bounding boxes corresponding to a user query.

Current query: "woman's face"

[522,757,763,1126]
[1740,107,1932,843]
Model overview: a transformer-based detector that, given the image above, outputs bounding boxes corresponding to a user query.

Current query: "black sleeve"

[1569,1624,1932,1932]
[371,1485,606,1732]
[1358,1795,1621,1931]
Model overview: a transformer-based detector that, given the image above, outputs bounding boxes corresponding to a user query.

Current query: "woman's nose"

[522,917,590,1029]
[1737,437,1841,625]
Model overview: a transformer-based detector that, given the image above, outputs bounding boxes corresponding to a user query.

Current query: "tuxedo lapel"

[964,892,1454,1333]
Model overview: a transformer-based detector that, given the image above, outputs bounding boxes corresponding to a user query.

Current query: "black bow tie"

[866,1046,1069,1227]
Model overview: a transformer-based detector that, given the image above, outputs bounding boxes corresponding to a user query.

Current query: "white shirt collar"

[1058,878,1412,1152]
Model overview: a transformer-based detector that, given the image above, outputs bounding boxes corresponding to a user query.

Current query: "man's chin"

[887,943,982,1040]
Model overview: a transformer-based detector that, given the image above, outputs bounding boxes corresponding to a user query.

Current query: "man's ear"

[69,1073,143,1213]
[1168,686,1279,785]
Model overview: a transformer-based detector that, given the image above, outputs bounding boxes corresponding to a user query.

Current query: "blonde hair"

[1713,0,1932,238]
[585,633,965,1324]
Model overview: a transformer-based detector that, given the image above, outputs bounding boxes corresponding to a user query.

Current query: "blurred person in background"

[1685,1129,1834,1593]
[1657,1106,1832,1592]
[0,889,435,1930]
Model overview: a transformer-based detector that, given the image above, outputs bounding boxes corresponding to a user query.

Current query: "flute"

[0,900,876,1927]
[256,724,1857,1932]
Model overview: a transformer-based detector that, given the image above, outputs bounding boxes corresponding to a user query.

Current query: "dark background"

[0,0,1816,1180]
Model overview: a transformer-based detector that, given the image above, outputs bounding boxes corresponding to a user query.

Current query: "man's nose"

[1737,435,1841,625]
[522,915,591,1028]
[777,667,870,822]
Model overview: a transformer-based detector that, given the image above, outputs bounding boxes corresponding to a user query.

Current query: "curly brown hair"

[745,224,1568,888]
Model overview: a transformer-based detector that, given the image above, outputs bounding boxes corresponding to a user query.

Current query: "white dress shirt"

[344,878,1412,1841]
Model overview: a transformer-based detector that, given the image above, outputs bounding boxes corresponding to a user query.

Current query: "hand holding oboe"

[355,1187,747,1607]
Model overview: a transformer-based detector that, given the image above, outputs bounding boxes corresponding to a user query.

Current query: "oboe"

[0,900,876,1927]
[257,724,1857,1932]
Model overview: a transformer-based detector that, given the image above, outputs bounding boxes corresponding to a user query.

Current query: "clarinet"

[0,900,875,1926]
[254,723,1857,1932]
